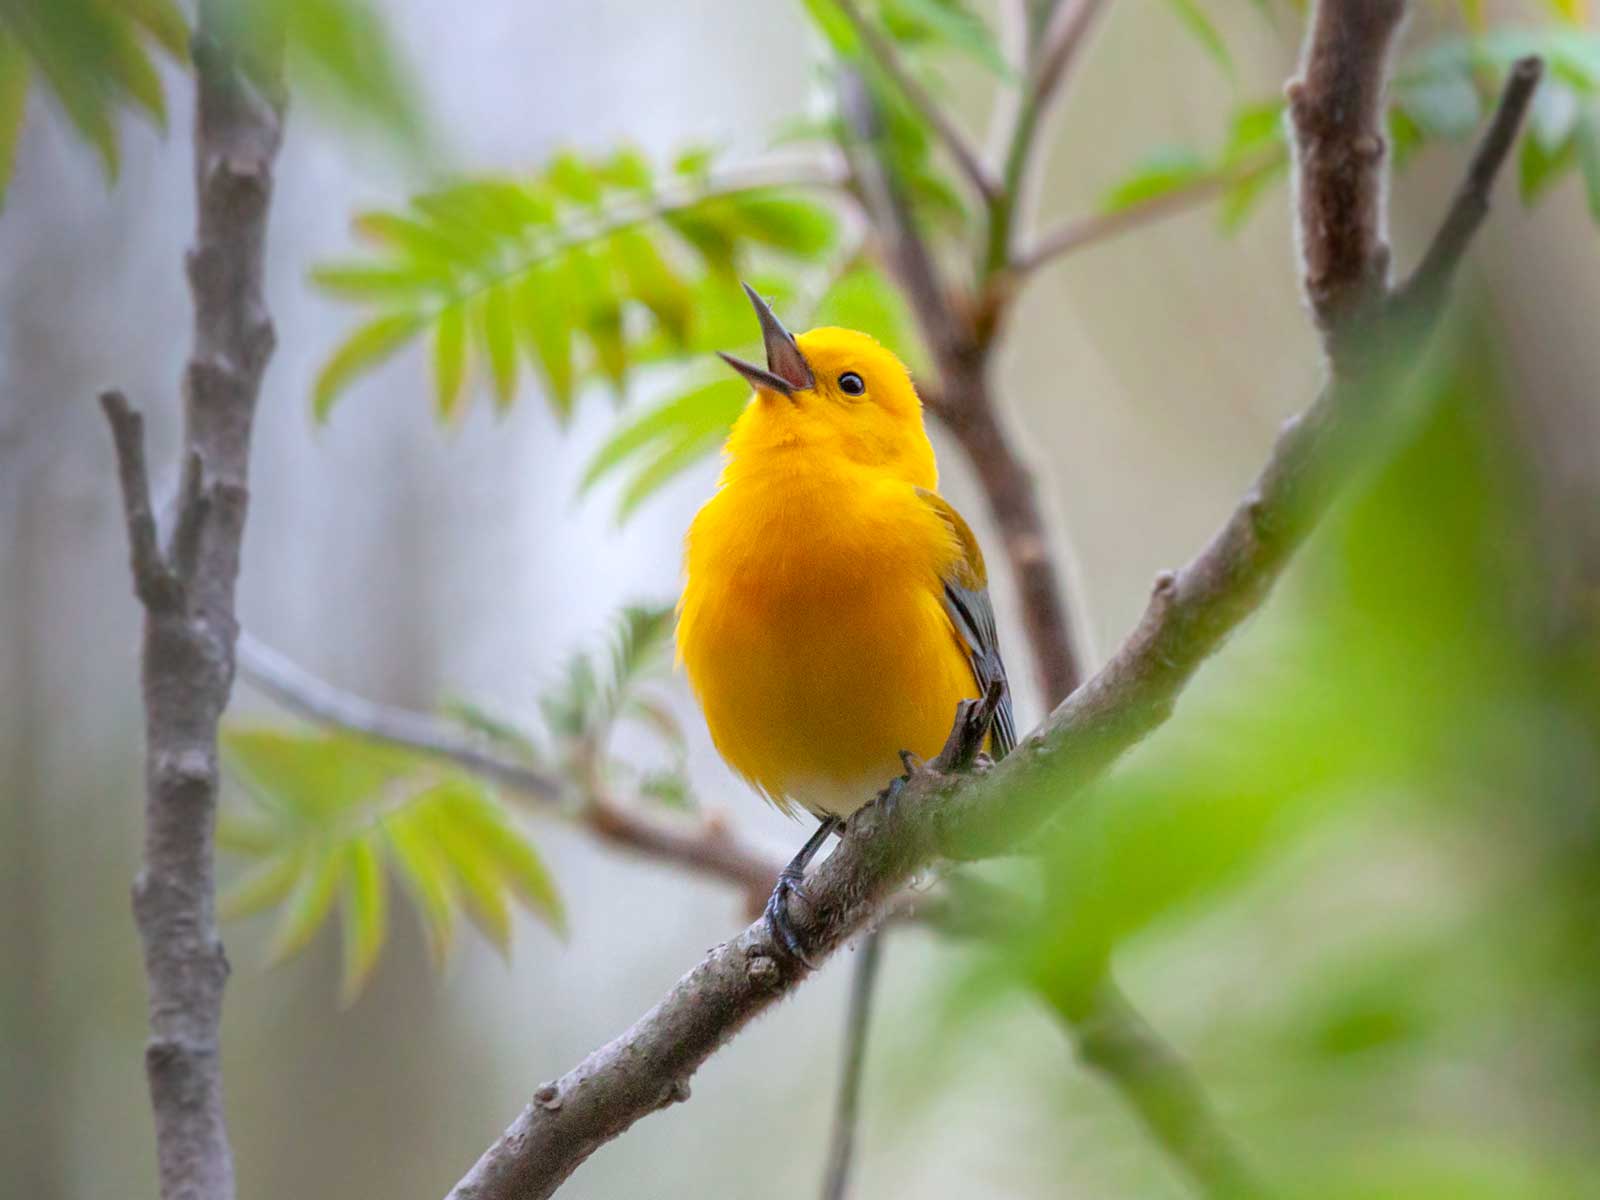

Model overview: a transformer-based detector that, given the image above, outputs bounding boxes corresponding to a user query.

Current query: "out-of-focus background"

[5,2,1600,1198]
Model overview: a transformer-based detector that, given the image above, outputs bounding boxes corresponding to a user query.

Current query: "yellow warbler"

[677,284,1014,957]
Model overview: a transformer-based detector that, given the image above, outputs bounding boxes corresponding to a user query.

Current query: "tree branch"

[102,7,283,1200]
[1398,55,1543,313]
[233,632,786,910]
[440,9,1537,1195]
[1286,0,1406,342]
[984,0,1112,275]
[832,0,999,201]
[1011,154,1280,279]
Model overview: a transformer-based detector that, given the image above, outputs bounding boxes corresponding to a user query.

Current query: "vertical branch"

[101,7,283,1200]
[1287,0,1407,346]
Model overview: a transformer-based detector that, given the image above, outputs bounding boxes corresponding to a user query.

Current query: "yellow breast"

[677,458,979,819]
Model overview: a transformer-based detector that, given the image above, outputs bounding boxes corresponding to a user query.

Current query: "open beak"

[717,282,815,397]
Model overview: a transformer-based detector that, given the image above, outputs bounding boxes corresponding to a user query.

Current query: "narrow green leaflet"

[1100,147,1211,212]
[338,832,388,1005]
[432,301,468,419]
[441,785,565,935]
[878,0,1012,80]
[1161,0,1235,79]
[219,851,302,921]
[581,377,749,521]
[383,804,458,965]
[477,284,518,412]
[267,843,344,962]
[313,311,426,422]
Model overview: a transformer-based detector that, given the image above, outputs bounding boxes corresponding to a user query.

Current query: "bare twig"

[1398,56,1543,313]
[832,0,999,201]
[237,633,564,802]
[234,632,785,908]
[984,0,1112,275]
[440,12,1537,1196]
[102,7,284,1200]
[100,391,182,613]
[820,929,886,1200]
[1012,155,1281,278]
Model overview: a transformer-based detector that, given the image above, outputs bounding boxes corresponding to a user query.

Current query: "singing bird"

[677,284,1014,957]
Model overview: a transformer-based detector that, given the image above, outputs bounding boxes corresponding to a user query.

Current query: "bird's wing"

[916,488,1016,758]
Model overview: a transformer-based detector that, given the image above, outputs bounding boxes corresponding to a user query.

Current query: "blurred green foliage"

[222,605,689,1002]
[308,1,1599,528]
[0,0,424,209]
[943,328,1600,1194]
[310,149,842,424]
[0,0,187,198]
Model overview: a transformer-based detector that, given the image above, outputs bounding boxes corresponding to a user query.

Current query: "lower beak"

[717,282,815,398]
[718,352,795,398]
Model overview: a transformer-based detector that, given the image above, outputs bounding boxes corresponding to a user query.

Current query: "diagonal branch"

[832,0,999,201]
[440,10,1538,1197]
[1011,153,1282,279]
[1398,55,1543,314]
[233,632,785,909]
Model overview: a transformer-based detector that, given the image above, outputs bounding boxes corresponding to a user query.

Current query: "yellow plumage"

[677,305,1013,822]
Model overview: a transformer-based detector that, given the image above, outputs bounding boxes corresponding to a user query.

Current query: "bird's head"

[718,282,936,487]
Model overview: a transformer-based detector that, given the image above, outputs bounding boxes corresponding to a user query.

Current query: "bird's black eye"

[838,372,865,396]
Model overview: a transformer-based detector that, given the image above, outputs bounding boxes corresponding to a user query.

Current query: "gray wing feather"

[940,579,1016,758]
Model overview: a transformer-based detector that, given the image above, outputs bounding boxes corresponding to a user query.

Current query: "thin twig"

[1011,154,1281,278]
[1398,56,1543,313]
[820,929,886,1200]
[236,633,564,803]
[832,0,1000,201]
[234,632,786,907]
[439,20,1538,1200]
[99,391,181,613]
[984,0,1112,274]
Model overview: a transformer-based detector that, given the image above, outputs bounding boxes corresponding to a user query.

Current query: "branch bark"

[101,10,283,1200]
[441,8,1537,1196]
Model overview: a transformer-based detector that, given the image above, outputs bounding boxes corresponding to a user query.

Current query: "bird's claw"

[764,869,817,968]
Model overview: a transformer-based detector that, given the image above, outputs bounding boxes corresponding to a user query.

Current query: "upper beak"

[718,282,814,397]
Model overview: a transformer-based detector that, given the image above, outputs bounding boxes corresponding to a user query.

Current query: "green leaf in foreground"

[219,727,564,1000]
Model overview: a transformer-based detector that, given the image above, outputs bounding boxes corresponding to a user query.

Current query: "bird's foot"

[764,867,817,968]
